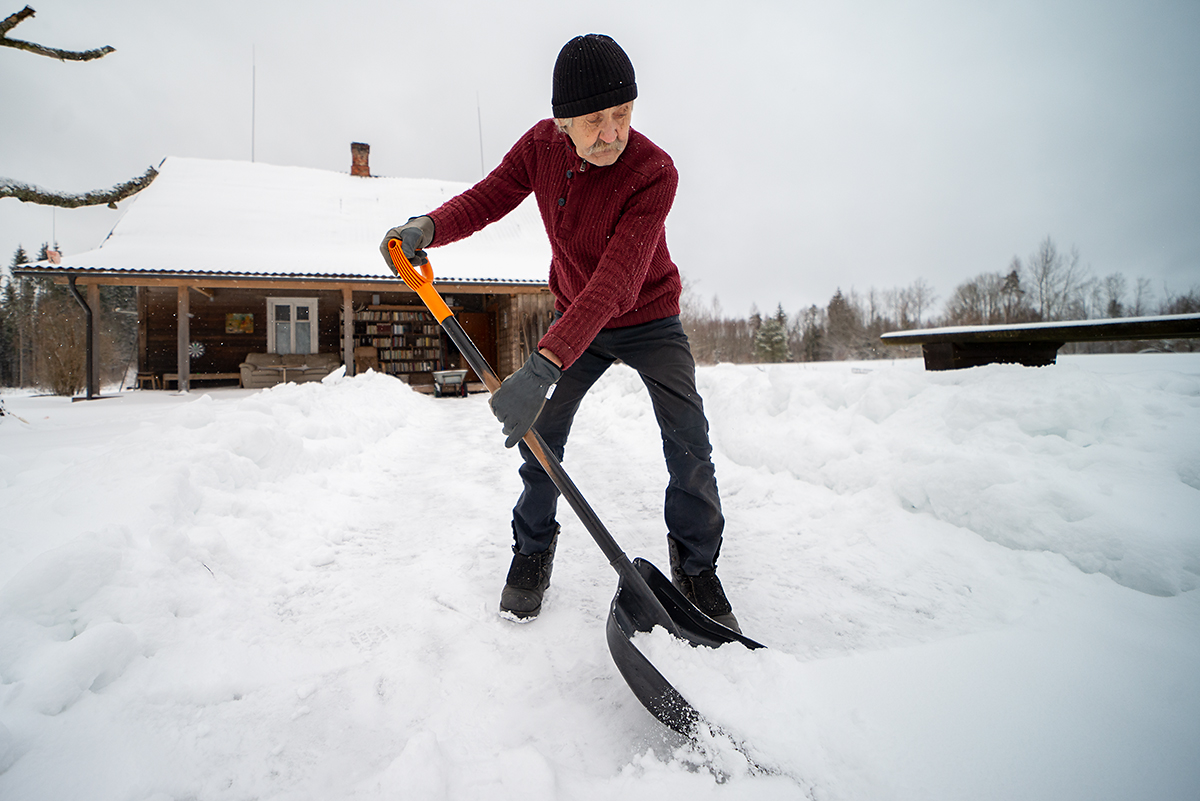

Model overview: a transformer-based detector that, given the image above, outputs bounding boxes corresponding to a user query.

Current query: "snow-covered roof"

[39,156,551,285]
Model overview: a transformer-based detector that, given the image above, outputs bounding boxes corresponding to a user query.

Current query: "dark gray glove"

[379,215,435,272]
[489,352,563,448]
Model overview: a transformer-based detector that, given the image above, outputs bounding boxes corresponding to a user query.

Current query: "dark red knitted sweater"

[426,119,682,368]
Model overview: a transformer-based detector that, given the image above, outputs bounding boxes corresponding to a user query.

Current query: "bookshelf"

[342,305,445,378]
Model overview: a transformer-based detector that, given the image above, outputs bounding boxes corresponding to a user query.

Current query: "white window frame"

[266,297,319,354]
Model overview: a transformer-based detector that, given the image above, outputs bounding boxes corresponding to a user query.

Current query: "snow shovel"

[385,240,765,735]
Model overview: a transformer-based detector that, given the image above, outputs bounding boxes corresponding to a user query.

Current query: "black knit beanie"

[551,34,637,119]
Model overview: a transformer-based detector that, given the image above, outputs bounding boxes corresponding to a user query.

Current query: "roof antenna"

[251,45,257,163]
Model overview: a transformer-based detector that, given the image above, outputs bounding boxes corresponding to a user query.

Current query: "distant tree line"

[1,245,137,393]
[4,234,1197,393]
[681,236,1199,365]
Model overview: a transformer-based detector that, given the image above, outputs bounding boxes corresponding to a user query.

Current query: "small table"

[135,372,161,390]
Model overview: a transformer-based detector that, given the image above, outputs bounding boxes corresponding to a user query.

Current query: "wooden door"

[455,311,495,383]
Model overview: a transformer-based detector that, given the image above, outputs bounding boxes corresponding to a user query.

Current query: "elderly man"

[381,34,739,632]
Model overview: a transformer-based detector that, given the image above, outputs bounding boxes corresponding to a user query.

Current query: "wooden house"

[18,145,554,392]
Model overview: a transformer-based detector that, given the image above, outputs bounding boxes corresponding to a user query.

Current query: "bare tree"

[945,272,1003,325]
[1022,237,1089,321]
[34,292,86,395]
[1132,277,1154,316]
[0,6,157,209]
[906,277,937,327]
[679,280,757,364]
[1101,273,1127,318]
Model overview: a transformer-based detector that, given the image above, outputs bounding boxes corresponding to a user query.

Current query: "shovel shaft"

[443,319,632,568]
[387,240,631,570]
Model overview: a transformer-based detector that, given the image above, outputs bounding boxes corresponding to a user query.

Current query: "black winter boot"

[499,528,559,621]
[667,537,741,633]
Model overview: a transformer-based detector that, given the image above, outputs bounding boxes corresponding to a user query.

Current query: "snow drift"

[1,354,1198,800]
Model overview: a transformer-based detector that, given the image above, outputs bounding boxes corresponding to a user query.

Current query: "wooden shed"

[19,150,554,392]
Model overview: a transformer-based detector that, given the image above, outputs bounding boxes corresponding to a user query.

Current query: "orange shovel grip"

[387,239,453,323]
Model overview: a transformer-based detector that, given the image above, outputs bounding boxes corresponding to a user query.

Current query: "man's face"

[565,102,633,167]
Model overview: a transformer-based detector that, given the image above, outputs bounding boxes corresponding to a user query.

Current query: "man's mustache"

[586,138,623,155]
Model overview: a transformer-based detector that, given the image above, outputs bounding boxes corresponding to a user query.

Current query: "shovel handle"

[387,239,455,325]
[387,239,501,394]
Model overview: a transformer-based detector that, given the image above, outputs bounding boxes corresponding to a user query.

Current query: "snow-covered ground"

[1,354,1198,800]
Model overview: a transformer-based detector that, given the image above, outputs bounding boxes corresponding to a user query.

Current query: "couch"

[239,352,341,389]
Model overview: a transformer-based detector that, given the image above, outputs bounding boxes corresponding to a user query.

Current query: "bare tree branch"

[0,4,33,35]
[0,166,158,208]
[1,6,115,61]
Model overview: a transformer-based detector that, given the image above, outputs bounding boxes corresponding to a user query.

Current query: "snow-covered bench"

[880,313,1200,370]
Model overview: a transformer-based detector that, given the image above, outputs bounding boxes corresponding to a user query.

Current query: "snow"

[38,157,552,284]
[1,353,1198,800]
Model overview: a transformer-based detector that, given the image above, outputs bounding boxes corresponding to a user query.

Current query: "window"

[267,298,318,354]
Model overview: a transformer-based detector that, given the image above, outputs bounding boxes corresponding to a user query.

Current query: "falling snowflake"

[189,341,206,359]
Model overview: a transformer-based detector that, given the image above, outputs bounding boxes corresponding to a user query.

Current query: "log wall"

[140,287,343,375]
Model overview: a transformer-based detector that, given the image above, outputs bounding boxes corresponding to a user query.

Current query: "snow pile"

[1,355,1198,800]
[702,359,1200,597]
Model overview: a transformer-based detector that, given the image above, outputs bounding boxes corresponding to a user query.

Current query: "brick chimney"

[351,142,370,177]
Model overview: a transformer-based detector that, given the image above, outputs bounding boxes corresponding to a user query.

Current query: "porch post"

[87,281,102,397]
[177,284,190,392]
[137,287,148,375]
[65,275,95,400]
[342,286,355,376]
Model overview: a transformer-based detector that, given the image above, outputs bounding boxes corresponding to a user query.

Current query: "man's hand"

[489,352,563,448]
[379,216,435,272]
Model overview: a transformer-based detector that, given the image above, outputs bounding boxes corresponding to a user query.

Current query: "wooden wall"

[139,287,343,375]
[137,285,554,381]
[496,293,556,376]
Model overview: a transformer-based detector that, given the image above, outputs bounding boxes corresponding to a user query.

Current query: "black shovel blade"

[606,558,765,735]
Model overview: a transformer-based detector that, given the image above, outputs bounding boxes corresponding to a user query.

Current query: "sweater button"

[557,197,565,206]
[567,170,574,178]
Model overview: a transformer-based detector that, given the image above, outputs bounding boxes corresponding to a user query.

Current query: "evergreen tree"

[798,304,825,362]
[754,303,791,363]
[825,289,862,359]
[1,246,32,385]
[1000,266,1029,322]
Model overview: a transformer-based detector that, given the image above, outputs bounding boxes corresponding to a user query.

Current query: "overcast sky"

[3,0,1198,318]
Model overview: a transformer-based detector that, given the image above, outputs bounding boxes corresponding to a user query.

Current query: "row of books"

[356,310,432,323]
[364,336,440,349]
[362,323,440,336]
[383,360,441,374]
[377,348,441,362]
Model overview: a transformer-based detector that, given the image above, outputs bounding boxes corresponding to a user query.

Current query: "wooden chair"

[354,346,380,374]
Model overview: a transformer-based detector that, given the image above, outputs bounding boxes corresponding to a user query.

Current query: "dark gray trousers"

[511,315,724,575]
